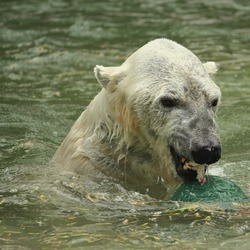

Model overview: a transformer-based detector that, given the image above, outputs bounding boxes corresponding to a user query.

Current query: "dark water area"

[1,0,250,249]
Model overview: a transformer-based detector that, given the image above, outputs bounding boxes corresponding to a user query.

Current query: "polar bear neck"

[52,87,181,192]
[81,89,181,190]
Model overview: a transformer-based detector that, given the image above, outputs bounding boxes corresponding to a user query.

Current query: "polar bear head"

[94,38,221,184]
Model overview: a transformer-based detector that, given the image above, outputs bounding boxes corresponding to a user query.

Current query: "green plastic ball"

[171,175,248,203]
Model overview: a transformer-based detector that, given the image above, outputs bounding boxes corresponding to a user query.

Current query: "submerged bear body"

[52,38,221,198]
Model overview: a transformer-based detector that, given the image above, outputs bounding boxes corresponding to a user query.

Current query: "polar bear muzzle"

[170,144,221,185]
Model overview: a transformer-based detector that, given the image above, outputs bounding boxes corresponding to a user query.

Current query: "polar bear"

[52,38,221,198]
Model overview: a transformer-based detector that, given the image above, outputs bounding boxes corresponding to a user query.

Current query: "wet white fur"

[52,38,220,197]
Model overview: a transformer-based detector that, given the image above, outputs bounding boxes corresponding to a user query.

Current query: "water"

[1,0,250,249]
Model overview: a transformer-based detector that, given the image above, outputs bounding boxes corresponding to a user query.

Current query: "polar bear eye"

[160,98,177,108]
[211,98,219,107]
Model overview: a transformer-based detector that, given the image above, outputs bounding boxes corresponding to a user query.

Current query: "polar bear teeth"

[181,158,208,185]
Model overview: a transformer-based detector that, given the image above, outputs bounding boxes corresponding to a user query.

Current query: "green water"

[1,0,250,249]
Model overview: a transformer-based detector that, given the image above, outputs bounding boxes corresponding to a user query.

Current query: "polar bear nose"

[192,146,221,165]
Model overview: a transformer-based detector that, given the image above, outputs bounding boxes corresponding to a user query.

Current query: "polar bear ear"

[203,61,218,77]
[94,65,124,92]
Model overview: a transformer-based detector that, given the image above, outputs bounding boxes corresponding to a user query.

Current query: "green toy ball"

[171,175,248,204]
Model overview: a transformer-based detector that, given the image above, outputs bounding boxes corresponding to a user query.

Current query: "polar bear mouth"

[170,147,208,185]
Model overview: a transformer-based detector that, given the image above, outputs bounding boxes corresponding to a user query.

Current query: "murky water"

[1,0,250,249]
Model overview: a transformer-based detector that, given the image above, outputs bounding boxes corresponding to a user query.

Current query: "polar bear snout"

[191,145,221,165]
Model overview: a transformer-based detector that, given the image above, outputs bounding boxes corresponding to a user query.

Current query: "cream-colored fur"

[52,38,221,198]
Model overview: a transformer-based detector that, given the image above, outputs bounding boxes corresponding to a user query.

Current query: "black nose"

[192,146,221,164]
